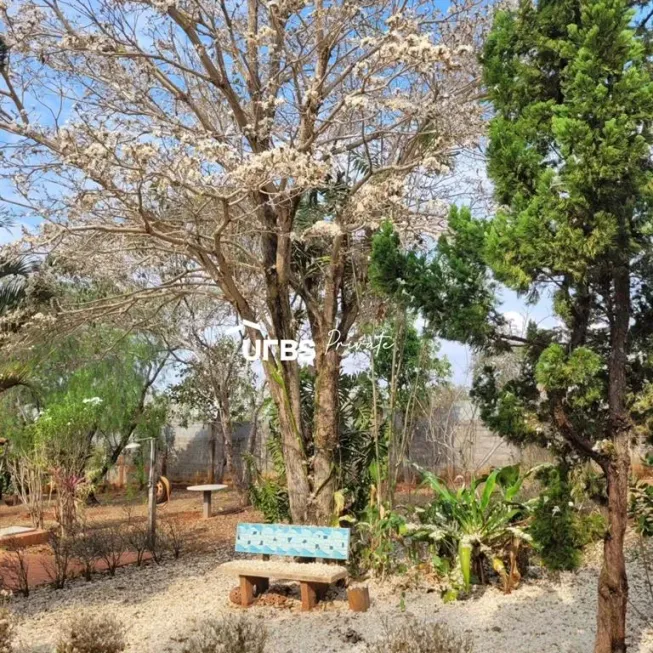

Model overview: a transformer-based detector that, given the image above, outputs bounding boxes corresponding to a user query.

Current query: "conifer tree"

[371,1,653,650]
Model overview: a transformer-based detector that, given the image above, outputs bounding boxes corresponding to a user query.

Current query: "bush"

[248,477,290,524]
[630,480,653,537]
[72,533,100,581]
[56,613,125,653]
[124,524,149,566]
[574,511,607,548]
[93,525,126,576]
[0,547,29,597]
[0,608,15,653]
[163,518,185,559]
[181,616,266,653]
[529,466,598,571]
[365,618,473,653]
[44,533,74,590]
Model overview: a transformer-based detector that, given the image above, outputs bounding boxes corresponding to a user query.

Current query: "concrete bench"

[221,523,350,610]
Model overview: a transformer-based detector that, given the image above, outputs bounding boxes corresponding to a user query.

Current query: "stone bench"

[221,523,350,611]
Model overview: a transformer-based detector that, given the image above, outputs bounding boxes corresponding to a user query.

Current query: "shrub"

[248,476,290,524]
[181,616,266,653]
[365,618,474,653]
[0,607,15,653]
[351,503,406,579]
[124,524,149,566]
[416,465,532,593]
[93,525,126,576]
[163,518,185,559]
[56,613,125,653]
[630,480,653,537]
[0,546,29,597]
[529,466,587,571]
[72,533,100,582]
[574,511,607,548]
[44,533,74,590]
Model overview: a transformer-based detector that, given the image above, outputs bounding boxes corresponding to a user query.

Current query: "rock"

[342,628,363,644]
[229,586,241,605]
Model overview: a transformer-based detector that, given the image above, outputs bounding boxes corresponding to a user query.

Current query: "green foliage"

[370,0,653,488]
[529,466,583,570]
[351,501,407,578]
[630,480,653,536]
[245,420,291,523]
[248,475,291,524]
[365,617,474,653]
[415,465,533,593]
[370,207,500,347]
[529,465,606,570]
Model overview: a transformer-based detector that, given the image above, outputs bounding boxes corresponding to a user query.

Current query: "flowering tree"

[0,0,486,523]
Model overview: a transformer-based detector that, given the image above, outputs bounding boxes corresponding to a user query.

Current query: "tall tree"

[0,0,487,523]
[371,1,653,650]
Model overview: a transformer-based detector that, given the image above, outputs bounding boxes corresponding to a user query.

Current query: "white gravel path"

[12,546,653,653]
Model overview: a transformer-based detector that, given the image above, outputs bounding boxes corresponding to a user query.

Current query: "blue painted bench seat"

[221,523,351,610]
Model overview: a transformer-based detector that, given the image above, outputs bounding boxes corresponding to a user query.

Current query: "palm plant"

[0,224,41,396]
[0,254,36,315]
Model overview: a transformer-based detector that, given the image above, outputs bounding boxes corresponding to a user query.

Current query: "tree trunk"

[220,393,236,481]
[266,363,311,523]
[208,421,217,484]
[311,344,340,524]
[595,451,629,653]
[595,248,630,653]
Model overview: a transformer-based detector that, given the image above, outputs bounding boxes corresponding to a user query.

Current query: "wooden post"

[147,437,157,549]
[347,586,370,612]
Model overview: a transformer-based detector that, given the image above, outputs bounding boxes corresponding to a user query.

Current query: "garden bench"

[221,523,350,611]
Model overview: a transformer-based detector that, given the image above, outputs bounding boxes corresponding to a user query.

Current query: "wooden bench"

[221,523,350,611]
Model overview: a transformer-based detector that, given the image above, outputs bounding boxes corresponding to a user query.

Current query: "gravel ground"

[12,541,653,653]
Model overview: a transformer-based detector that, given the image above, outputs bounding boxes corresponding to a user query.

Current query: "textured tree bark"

[311,344,340,524]
[595,255,630,653]
[266,364,311,523]
[595,453,629,653]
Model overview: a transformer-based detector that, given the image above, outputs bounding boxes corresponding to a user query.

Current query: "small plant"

[44,533,74,590]
[351,502,406,579]
[124,524,149,567]
[0,546,29,597]
[93,525,126,577]
[0,607,15,653]
[71,532,100,582]
[56,613,125,653]
[365,618,473,653]
[163,518,185,559]
[416,464,533,593]
[248,476,290,524]
[181,616,267,653]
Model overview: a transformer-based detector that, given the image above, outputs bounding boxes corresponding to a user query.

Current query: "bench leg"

[240,576,255,607]
[300,581,329,611]
[239,576,269,607]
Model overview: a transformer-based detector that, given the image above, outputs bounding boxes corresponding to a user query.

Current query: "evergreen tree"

[371,1,653,650]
